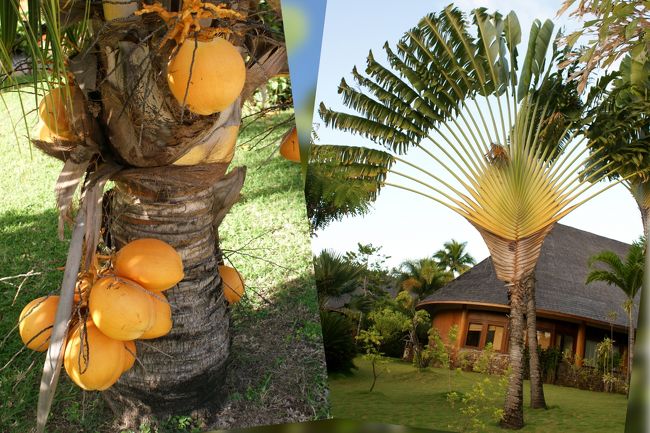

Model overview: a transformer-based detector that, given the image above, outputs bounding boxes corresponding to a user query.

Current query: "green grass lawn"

[329,358,627,433]
[0,90,327,432]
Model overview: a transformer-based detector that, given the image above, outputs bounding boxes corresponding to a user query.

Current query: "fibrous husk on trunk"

[474,224,554,284]
[103,165,246,425]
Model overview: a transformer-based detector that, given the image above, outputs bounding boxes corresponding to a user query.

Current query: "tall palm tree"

[0,1,286,430]
[312,6,628,428]
[434,239,475,277]
[586,240,645,388]
[313,249,363,309]
[583,57,650,237]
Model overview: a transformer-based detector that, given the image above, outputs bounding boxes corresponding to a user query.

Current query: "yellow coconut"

[18,296,59,352]
[122,340,137,373]
[113,238,184,292]
[64,321,125,391]
[89,276,156,341]
[167,37,246,115]
[139,292,173,339]
[219,265,245,304]
[102,0,138,21]
[173,125,240,166]
[38,86,76,139]
[279,127,300,162]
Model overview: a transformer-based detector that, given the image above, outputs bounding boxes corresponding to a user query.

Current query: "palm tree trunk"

[627,304,634,392]
[500,280,526,429]
[102,168,241,426]
[525,275,547,409]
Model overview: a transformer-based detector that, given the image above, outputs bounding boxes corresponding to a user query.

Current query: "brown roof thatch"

[419,224,640,328]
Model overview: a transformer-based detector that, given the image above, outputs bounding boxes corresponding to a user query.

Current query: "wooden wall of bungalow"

[419,301,630,368]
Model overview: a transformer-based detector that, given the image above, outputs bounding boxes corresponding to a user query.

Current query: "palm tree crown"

[586,240,645,302]
[434,239,476,277]
[396,258,452,299]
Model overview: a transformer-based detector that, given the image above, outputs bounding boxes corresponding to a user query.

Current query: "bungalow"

[418,224,639,367]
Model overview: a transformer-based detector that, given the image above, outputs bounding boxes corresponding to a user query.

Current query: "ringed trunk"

[500,281,526,429]
[627,305,634,392]
[103,171,234,425]
[525,275,547,409]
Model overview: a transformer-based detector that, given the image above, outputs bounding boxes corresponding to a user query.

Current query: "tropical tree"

[313,249,363,309]
[586,240,645,388]
[434,239,476,277]
[582,57,650,237]
[558,0,649,93]
[395,258,450,365]
[396,257,451,296]
[311,6,629,428]
[0,0,287,430]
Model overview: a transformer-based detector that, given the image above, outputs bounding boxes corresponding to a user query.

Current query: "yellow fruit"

[139,292,173,339]
[279,127,300,162]
[89,276,156,341]
[122,340,137,373]
[167,37,246,115]
[19,296,59,352]
[113,238,184,292]
[173,125,240,166]
[102,0,137,21]
[64,321,125,391]
[219,265,244,304]
[38,87,75,139]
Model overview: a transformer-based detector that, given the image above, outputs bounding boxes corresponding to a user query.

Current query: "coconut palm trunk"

[102,168,244,422]
[625,300,635,390]
[501,280,527,429]
[525,275,547,408]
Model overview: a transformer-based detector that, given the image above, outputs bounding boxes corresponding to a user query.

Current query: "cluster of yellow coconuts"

[18,238,245,390]
[18,238,183,391]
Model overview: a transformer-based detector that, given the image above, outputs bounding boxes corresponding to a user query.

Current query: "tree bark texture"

[500,282,526,430]
[102,168,243,424]
[627,305,634,392]
[525,274,547,409]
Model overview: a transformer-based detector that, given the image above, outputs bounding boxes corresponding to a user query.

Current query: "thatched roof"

[419,224,639,328]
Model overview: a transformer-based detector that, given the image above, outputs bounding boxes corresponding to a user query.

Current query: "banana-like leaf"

[306,145,395,232]
[318,5,622,283]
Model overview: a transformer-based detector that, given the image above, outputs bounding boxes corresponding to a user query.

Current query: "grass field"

[0,90,327,432]
[328,358,628,433]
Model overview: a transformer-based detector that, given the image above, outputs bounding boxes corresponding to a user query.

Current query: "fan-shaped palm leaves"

[587,240,645,388]
[312,5,633,428]
[434,239,475,277]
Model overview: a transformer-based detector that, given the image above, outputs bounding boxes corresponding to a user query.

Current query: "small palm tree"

[434,239,476,277]
[314,249,363,309]
[397,257,452,298]
[586,240,645,388]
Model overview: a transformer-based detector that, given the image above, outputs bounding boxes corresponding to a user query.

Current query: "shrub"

[320,311,357,374]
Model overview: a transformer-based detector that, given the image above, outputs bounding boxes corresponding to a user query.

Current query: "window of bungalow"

[486,325,504,351]
[584,339,600,367]
[536,330,552,350]
[555,333,574,354]
[465,323,482,347]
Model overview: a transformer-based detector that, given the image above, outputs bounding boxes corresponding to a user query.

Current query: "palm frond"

[317,5,623,282]
[305,144,395,232]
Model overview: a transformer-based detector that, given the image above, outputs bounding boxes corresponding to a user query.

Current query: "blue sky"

[309,0,644,268]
